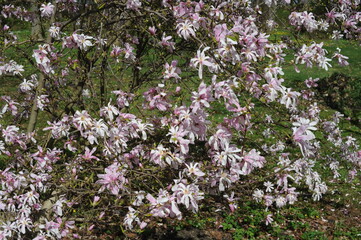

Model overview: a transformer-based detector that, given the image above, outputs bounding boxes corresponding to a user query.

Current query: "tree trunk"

[30,0,43,40]
[27,2,57,133]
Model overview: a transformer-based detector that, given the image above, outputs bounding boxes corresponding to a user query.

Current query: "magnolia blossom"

[159,33,175,52]
[275,196,287,208]
[163,60,181,81]
[241,149,266,175]
[332,48,349,66]
[168,126,190,154]
[131,119,153,140]
[173,183,204,211]
[0,60,24,76]
[210,5,225,20]
[280,87,301,109]
[17,217,32,234]
[185,162,205,177]
[92,119,108,137]
[190,82,213,112]
[223,192,239,212]
[73,110,92,131]
[176,20,196,40]
[1,1,360,237]
[100,102,119,121]
[265,214,274,225]
[264,181,274,192]
[252,189,264,202]
[289,11,318,32]
[122,43,136,61]
[49,25,60,38]
[146,190,182,219]
[32,44,53,74]
[19,79,34,92]
[126,0,141,10]
[217,170,232,191]
[96,163,127,195]
[216,142,242,166]
[190,47,215,79]
[148,26,156,35]
[40,3,55,17]
[123,207,143,229]
[73,34,93,50]
[293,118,318,156]
[37,95,49,111]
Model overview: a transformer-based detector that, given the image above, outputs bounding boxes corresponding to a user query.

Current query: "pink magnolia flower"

[275,196,287,208]
[100,102,119,121]
[80,147,99,162]
[173,183,204,211]
[264,181,274,192]
[265,214,274,225]
[163,60,181,81]
[36,95,49,111]
[126,0,141,10]
[280,87,301,109]
[190,82,213,112]
[146,190,181,219]
[32,45,53,74]
[96,163,127,195]
[214,24,229,42]
[168,126,190,154]
[304,77,319,88]
[123,207,140,229]
[92,119,108,137]
[190,47,215,79]
[130,119,153,140]
[2,125,19,143]
[210,4,225,20]
[216,170,232,191]
[241,149,266,175]
[159,33,175,52]
[292,117,318,139]
[215,142,242,166]
[17,217,32,234]
[332,48,349,66]
[223,192,239,212]
[122,43,136,61]
[185,162,205,177]
[252,189,264,202]
[177,20,196,40]
[40,3,55,17]
[72,33,93,50]
[19,79,34,92]
[49,25,60,38]
[73,110,92,132]
[143,85,172,111]
[148,26,156,35]
[217,38,239,64]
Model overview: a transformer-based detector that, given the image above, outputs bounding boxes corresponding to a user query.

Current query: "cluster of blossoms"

[1,5,31,21]
[289,1,361,40]
[289,11,321,32]
[0,0,360,238]
[0,60,24,76]
[110,43,136,62]
[295,42,332,71]
[32,44,55,74]
[63,33,94,51]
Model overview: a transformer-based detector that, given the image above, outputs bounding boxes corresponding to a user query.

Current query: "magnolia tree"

[0,0,360,238]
